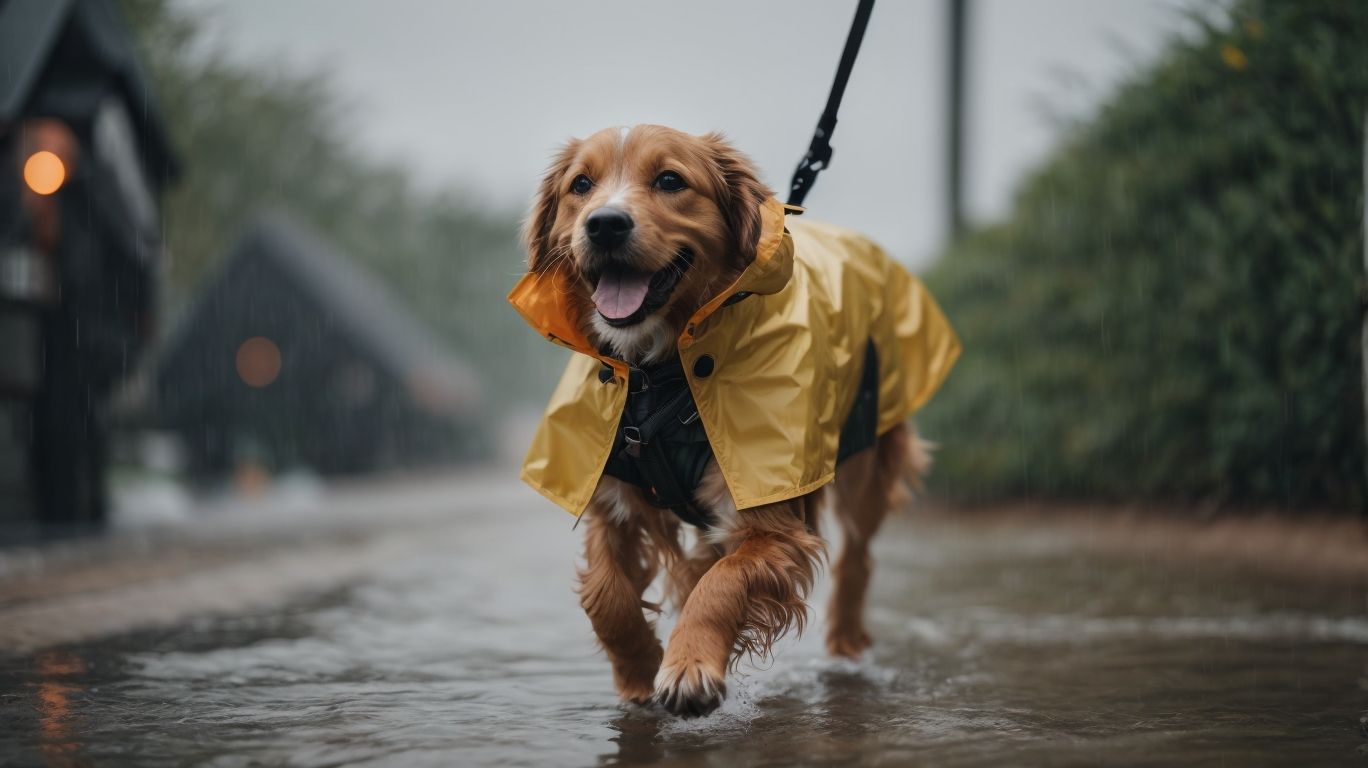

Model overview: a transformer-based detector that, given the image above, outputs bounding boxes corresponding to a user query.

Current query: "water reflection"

[33,650,88,768]
[0,507,1365,766]
[601,711,667,766]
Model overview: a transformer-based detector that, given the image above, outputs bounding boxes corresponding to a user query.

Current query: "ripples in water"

[1,512,1366,766]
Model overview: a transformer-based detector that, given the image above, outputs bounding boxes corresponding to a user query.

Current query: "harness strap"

[787,0,877,208]
[622,385,693,457]
[624,374,709,526]
[603,361,713,528]
[634,437,711,529]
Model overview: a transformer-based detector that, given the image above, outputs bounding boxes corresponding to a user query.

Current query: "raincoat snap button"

[693,355,715,378]
[598,365,613,384]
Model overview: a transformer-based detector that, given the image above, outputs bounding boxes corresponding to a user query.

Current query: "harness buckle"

[679,409,700,426]
[623,426,644,457]
[627,368,652,393]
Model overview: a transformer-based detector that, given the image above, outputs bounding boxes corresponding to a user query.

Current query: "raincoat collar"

[507,197,796,375]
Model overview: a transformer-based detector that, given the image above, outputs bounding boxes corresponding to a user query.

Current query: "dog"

[508,125,959,717]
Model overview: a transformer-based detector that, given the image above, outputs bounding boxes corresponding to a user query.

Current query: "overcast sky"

[176,0,1190,268]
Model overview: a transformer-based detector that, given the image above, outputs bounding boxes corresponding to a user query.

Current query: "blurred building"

[0,0,177,530]
[151,213,483,478]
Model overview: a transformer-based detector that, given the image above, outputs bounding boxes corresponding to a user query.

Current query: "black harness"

[601,340,881,530]
[600,358,715,528]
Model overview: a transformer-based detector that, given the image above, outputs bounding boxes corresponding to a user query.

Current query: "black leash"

[787,0,876,208]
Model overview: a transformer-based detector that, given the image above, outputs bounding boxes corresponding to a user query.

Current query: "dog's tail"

[907,427,935,493]
[880,423,934,511]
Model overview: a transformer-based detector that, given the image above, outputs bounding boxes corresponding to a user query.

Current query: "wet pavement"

[1,474,1366,766]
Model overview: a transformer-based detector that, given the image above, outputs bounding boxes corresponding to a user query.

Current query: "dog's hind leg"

[578,482,669,704]
[653,500,824,717]
[826,422,917,658]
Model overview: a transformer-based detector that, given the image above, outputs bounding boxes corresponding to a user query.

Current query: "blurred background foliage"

[920,0,1367,509]
[118,0,562,409]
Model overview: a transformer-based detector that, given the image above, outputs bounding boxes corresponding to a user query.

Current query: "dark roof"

[155,211,480,416]
[250,212,480,402]
[0,0,179,180]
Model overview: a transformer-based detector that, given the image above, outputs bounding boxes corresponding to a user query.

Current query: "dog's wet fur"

[524,125,930,716]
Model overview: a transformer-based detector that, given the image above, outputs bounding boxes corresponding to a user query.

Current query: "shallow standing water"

[1,479,1366,766]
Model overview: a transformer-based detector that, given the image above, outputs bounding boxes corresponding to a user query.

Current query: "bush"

[920,0,1368,509]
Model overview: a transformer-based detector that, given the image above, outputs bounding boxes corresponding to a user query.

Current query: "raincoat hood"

[509,197,960,516]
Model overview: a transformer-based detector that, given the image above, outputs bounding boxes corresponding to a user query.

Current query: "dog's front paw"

[652,661,726,717]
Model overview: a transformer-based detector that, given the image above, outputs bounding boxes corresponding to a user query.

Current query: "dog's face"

[524,125,772,362]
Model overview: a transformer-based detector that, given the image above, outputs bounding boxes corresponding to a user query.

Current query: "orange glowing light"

[23,150,66,195]
[236,336,282,388]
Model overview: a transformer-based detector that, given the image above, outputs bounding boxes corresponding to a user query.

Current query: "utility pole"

[1361,109,1368,510]
[946,0,970,240]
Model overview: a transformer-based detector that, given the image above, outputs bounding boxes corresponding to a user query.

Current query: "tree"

[119,0,561,408]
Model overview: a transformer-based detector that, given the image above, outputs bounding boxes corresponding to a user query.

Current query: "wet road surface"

[1,474,1365,766]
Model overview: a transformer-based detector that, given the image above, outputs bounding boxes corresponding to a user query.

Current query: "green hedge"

[919,0,1367,509]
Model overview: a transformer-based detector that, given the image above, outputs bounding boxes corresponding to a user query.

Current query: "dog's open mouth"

[591,250,693,327]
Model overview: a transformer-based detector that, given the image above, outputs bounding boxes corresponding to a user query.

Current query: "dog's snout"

[585,207,634,249]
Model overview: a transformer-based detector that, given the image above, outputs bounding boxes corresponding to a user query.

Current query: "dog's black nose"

[585,207,634,249]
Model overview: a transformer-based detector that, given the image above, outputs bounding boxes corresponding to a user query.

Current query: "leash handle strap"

[787,0,876,208]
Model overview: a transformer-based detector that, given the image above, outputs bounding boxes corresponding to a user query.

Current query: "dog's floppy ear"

[702,132,773,263]
[523,140,580,272]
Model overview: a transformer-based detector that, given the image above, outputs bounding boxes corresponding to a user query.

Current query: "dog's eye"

[570,175,593,195]
[654,171,686,192]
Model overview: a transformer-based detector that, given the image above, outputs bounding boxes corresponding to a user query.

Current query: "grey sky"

[177,0,1188,268]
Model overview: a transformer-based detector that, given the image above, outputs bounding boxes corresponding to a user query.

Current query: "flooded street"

[1,475,1365,766]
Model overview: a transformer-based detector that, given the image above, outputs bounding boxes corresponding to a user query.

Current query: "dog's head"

[523,125,772,363]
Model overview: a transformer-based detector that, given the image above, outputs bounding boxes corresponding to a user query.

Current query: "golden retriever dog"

[512,125,957,717]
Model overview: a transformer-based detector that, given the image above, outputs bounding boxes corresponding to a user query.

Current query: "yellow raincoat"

[508,197,960,517]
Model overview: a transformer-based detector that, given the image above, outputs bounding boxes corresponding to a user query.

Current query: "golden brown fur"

[524,125,928,717]
[525,126,769,362]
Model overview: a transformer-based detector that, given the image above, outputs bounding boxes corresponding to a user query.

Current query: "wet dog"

[510,125,958,716]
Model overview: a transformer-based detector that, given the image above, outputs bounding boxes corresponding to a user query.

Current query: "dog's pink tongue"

[592,270,652,319]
